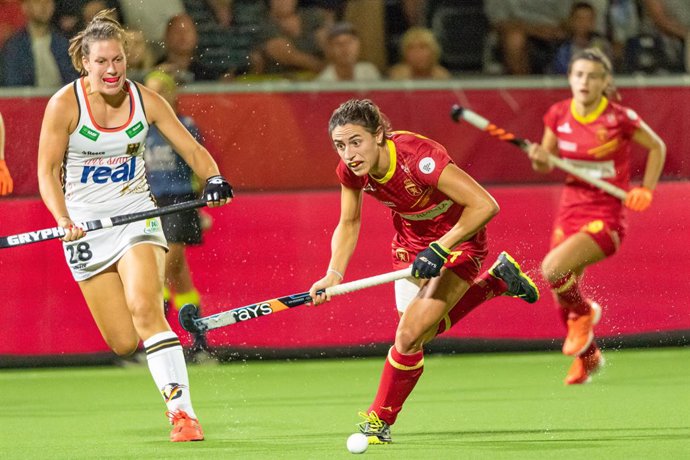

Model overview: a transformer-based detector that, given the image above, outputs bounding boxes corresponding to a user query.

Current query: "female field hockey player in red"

[37,10,232,441]
[527,48,666,385]
[309,98,540,445]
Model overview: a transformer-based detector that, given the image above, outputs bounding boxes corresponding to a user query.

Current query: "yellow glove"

[624,187,652,212]
[0,159,13,196]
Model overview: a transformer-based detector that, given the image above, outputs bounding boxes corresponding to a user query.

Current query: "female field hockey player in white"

[37,10,232,442]
[309,99,539,445]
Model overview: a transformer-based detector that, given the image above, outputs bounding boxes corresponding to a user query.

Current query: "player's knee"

[540,257,561,284]
[394,327,423,354]
[130,300,165,330]
[108,339,139,357]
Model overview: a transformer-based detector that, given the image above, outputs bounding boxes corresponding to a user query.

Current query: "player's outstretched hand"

[412,241,450,279]
[57,216,86,242]
[624,186,652,212]
[0,159,13,196]
[203,175,233,207]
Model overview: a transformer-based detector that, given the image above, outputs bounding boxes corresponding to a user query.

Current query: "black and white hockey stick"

[450,105,627,201]
[178,268,412,333]
[0,199,207,248]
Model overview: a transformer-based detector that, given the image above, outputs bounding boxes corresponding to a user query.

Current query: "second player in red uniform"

[528,48,666,384]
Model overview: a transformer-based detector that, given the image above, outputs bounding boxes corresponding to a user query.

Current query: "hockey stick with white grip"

[450,105,627,201]
[178,268,412,333]
[0,199,207,248]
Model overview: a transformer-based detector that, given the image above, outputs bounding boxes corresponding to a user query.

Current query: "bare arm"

[632,121,666,190]
[309,185,362,304]
[263,36,325,73]
[140,85,221,181]
[37,89,84,240]
[643,0,689,40]
[528,126,558,174]
[435,164,500,249]
[0,112,5,161]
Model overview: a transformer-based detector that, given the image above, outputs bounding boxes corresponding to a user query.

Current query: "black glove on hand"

[203,175,233,202]
[412,241,451,279]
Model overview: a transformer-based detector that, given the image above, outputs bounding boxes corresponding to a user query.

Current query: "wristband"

[429,241,451,260]
[327,268,344,280]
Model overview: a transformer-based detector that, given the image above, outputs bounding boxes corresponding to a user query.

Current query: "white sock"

[144,330,197,420]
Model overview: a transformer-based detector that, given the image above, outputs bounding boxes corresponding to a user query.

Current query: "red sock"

[437,271,507,334]
[581,340,598,357]
[550,273,591,317]
[368,347,424,425]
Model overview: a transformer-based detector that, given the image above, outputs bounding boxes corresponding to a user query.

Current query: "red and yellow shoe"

[167,410,205,442]
[564,345,604,385]
[562,301,602,356]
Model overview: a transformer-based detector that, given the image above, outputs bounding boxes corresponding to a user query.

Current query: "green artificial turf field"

[2,347,688,459]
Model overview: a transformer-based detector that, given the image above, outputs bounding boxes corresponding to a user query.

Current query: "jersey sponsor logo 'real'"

[231,303,273,322]
[80,156,136,183]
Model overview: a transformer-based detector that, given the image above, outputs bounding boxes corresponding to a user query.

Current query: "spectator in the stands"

[0,0,26,50]
[385,0,428,67]
[299,0,348,22]
[316,22,381,82]
[641,0,690,72]
[118,0,184,59]
[1,0,79,87]
[156,13,218,84]
[607,0,641,71]
[552,2,612,74]
[52,1,121,39]
[387,26,451,80]
[260,0,333,79]
[181,0,266,81]
[125,28,155,83]
[484,0,572,74]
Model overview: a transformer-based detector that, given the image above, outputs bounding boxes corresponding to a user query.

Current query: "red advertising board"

[1,183,687,356]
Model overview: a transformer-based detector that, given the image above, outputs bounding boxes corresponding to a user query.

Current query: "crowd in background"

[0,0,689,90]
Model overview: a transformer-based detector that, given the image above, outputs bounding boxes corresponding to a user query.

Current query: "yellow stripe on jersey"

[398,199,453,221]
[587,138,620,158]
[387,347,424,370]
[570,97,608,124]
[391,130,430,140]
[373,139,398,184]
